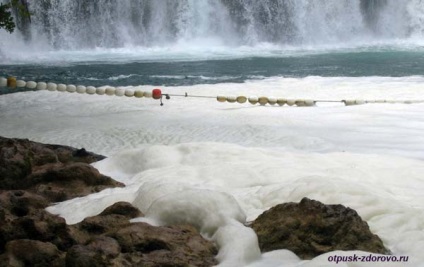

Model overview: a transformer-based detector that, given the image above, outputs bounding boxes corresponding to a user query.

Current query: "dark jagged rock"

[107,223,218,266]
[100,201,144,218]
[0,136,218,266]
[67,215,219,267]
[28,162,124,202]
[0,240,65,267]
[65,244,110,267]
[0,136,106,187]
[251,197,390,259]
[0,136,105,172]
[70,204,217,266]
[76,201,144,236]
[0,190,77,253]
[0,136,123,202]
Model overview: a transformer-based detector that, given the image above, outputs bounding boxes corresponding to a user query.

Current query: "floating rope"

[1,76,424,107]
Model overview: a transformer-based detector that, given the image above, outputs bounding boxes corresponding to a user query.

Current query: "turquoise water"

[1,49,424,91]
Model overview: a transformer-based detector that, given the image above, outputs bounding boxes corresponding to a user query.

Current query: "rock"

[0,191,77,253]
[0,240,65,267]
[100,201,144,218]
[1,198,218,266]
[0,136,105,190]
[108,223,218,266]
[0,136,123,202]
[0,139,32,189]
[0,190,49,217]
[65,244,109,267]
[86,236,121,258]
[28,162,124,202]
[251,197,390,259]
[65,237,121,267]
[0,137,218,266]
[76,202,143,235]
[78,214,133,235]
[72,204,217,266]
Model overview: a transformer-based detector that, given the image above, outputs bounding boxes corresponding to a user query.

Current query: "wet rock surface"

[0,136,122,202]
[0,136,218,267]
[251,197,390,259]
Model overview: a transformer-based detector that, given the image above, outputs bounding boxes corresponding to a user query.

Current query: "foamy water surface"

[1,76,424,266]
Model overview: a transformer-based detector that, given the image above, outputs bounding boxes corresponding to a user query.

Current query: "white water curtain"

[3,0,424,49]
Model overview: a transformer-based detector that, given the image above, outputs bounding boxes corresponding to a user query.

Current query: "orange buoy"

[7,77,17,88]
[152,88,162,100]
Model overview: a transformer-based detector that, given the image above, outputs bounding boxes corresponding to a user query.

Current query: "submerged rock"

[251,197,390,259]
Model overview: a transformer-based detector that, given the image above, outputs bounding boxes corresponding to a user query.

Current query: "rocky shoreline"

[0,136,389,266]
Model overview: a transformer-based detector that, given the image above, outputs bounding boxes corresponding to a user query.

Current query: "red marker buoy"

[152,88,162,100]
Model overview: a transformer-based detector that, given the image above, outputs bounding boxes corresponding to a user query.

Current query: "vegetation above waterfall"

[0,3,15,33]
[0,0,30,34]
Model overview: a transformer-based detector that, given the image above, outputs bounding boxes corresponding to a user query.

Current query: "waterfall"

[1,0,424,51]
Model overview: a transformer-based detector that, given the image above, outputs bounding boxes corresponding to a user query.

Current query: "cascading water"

[1,0,423,51]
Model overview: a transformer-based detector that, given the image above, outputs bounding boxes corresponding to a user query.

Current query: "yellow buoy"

[7,77,17,88]
[236,96,247,104]
[134,90,144,98]
[258,97,268,106]
[217,96,227,102]
[277,98,287,106]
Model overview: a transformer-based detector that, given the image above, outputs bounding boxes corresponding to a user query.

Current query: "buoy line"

[1,76,424,107]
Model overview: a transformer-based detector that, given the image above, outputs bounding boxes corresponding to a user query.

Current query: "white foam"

[2,76,424,266]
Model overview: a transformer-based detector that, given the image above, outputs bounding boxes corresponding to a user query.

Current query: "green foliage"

[0,1,31,34]
[0,3,16,33]
[11,0,31,20]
